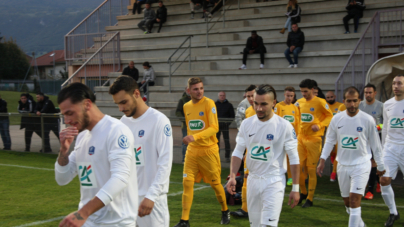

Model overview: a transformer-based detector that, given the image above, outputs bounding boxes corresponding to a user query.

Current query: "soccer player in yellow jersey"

[295,79,333,208]
[275,86,300,186]
[174,78,230,227]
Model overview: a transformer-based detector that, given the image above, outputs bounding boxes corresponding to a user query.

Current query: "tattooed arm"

[59,197,105,227]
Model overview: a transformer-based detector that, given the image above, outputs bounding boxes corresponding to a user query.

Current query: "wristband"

[292,184,299,192]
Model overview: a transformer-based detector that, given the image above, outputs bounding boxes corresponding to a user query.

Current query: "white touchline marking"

[168,185,211,197]
[14,216,65,227]
[0,164,53,171]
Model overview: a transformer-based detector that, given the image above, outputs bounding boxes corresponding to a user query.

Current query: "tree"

[0,37,31,79]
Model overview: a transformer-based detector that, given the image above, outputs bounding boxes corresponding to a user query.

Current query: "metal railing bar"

[173,47,190,64]
[167,35,193,62]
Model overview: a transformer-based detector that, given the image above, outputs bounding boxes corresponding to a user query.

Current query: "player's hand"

[376,170,386,177]
[59,211,87,227]
[288,191,300,208]
[59,127,79,153]
[311,124,320,132]
[290,46,295,52]
[138,198,155,217]
[249,50,255,54]
[317,159,326,177]
[226,177,237,195]
[183,135,195,145]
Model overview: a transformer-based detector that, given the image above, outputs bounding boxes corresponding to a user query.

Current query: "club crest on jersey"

[212,107,216,114]
[390,117,404,128]
[357,127,363,132]
[250,145,271,161]
[284,115,295,123]
[292,129,297,139]
[274,107,277,113]
[239,107,246,113]
[189,120,205,130]
[78,162,97,188]
[292,111,295,114]
[164,124,172,136]
[372,111,376,115]
[266,134,274,141]
[310,108,315,112]
[199,111,204,116]
[341,136,359,149]
[301,113,314,122]
[335,108,338,111]
[325,104,329,109]
[118,135,129,149]
[134,145,144,166]
[88,146,95,155]
[138,130,145,137]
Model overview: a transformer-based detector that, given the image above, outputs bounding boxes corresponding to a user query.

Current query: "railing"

[168,35,193,93]
[335,8,404,101]
[61,32,121,91]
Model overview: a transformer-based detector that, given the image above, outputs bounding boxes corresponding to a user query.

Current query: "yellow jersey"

[274,101,300,136]
[184,96,219,147]
[295,96,333,137]
[329,102,343,115]
[338,104,347,113]
[245,106,256,118]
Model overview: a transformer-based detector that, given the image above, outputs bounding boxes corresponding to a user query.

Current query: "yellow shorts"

[183,144,221,184]
[298,135,323,168]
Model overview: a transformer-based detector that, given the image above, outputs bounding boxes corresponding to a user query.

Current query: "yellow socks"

[307,167,317,201]
[211,182,228,211]
[299,165,308,195]
[181,179,195,220]
[241,178,248,212]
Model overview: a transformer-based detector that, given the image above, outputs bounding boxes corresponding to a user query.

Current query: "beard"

[78,109,91,132]
[366,96,374,102]
[327,99,335,105]
[126,97,138,117]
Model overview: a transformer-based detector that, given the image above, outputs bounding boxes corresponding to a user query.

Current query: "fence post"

[41,115,45,153]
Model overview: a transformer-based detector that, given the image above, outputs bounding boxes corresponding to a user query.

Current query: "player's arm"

[274,103,281,117]
[55,127,79,185]
[191,101,219,142]
[367,119,385,175]
[284,123,300,208]
[317,118,337,177]
[316,101,334,130]
[227,122,247,195]
[295,106,301,136]
[381,103,387,146]
[140,119,173,217]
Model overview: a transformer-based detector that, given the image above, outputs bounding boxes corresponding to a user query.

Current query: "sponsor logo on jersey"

[118,135,129,149]
[88,146,95,155]
[164,124,172,136]
[333,113,337,116]
[283,115,295,123]
[189,120,205,130]
[341,136,359,149]
[390,117,404,128]
[310,108,315,112]
[134,145,145,166]
[357,127,363,132]
[78,162,97,188]
[138,130,145,137]
[301,113,314,122]
[199,111,204,116]
[212,107,216,114]
[250,145,271,161]
[266,134,274,141]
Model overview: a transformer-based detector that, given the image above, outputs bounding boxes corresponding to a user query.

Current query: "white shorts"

[337,161,371,198]
[136,194,169,227]
[383,143,404,180]
[247,174,285,227]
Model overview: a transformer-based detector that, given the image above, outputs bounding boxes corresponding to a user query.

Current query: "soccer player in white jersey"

[55,83,138,227]
[109,75,173,227]
[380,75,404,227]
[317,86,385,227]
[226,84,300,227]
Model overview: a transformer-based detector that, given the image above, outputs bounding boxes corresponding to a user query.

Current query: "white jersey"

[382,97,404,146]
[321,111,384,171]
[232,114,299,176]
[120,107,173,201]
[55,115,138,226]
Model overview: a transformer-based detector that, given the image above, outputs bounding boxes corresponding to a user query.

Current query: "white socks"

[349,207,364,227]
[381,185,398,215]
[346,206,350,215]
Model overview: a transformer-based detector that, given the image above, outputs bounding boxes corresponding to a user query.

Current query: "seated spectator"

[284,23,304,68]
[137,3,156,34]
[138,62,155,101]
[122,61,139,82]
[18,93,39,152]
[239,31,267,70]
[132,0,147,15]
[0,95,11,150]
[151,1,167,33]
[343,0,365,34]
[190,0,203,19]
[280,0,301,34]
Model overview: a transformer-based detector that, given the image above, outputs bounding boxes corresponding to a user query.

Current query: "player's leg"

[137,194,170,227]
[247,176,263,227]
[330,144,338,182]
[231,156,249,217]
[261,176,285,227]
[337,163,352,216]
[297,136,308,202]
[303,136,322,207]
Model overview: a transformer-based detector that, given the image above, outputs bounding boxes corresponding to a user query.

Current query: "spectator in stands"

[122,61,139,82]
[132,0,147,15]
[239,31,267,70]
[280,0,301,34]
[151,1,167,33]
[215,91,235,162]
[18,94,39,152]
[138,3,156,34]
[176,87,191,163]
[35,92,59,153]
[343,0,365,34]
[138,62,155,101]
[190,0,203,19]
[0,95,11,150]
[284,23,304,68]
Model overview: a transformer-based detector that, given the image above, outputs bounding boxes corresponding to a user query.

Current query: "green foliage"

[0,37,30,79]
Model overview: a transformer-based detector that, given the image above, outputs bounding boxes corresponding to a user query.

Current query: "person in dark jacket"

[239,31,267,70]
[0,95,11,150]
[36,92,59,153]
[132,0,147,15]
[343,0,365,34]
[280,0,301,34]
[284,23,305,68]
[175,88,191,163]
[122,61,139,82]
[138,3,156,34]
[151,1,167,33]
[215,91,235,162]
[190,0,203,19]
[18,93,41,152]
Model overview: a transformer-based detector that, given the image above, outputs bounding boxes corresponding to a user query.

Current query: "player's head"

[109,75,141,117]
[254,84,277,121]
[299,79,315,100]
[343,86,360,115]
[20,94,28,104]
[36,92,45,102]
[245,84,257,105]
[363,83,377,103]
[284,86,295,104]
[326,91,336,105]
[313,86,319,97]
[392,75,404,98]
[187,77,204,101]
[58,83,96,132]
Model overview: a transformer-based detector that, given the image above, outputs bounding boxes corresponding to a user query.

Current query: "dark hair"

[255,84,277,100]
[109,75,139,95]
[291,23,298,26]
[343,86,360,99]
[299,79,314,89]
[36,92,44,96]
[364,83,376,92]
[284,86,295,93]
[143,61,151,67]
[245,84,257,92]
[58,83,96,104]
[188,77,203,88]
[251,31,257,34]
[158,0,163,3]
[20,93,28,98]
[313,86,318,90]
